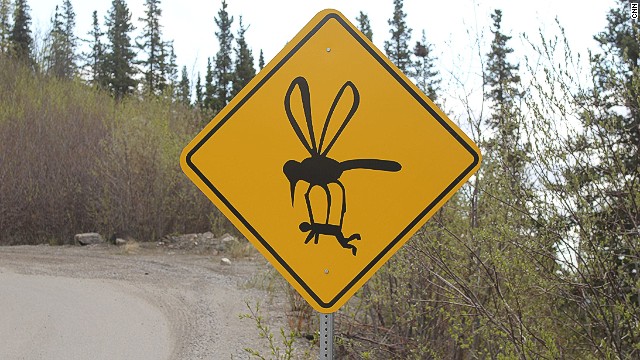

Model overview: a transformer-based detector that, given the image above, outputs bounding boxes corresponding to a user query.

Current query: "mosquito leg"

[304,185,314,226]
[314,232,320,244]
[336,180,347,227]
[322,184,331,224]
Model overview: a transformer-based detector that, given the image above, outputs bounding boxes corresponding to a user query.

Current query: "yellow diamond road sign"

[181,9,481,313]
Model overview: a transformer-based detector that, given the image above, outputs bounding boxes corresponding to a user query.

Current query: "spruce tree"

[384,0,412,72]
[232,16,255,97]
[573,0,640,332]
[413,30,439,101]
[212,0,233,112]
[85,10,106,88]
[10,0,32,64]
[137,0,165,95]
[356,11,373,41]
[258,49,264,70]
[45,0,76,79]
[104,0,136,99]
[176,65,190,105]
[484,9,525,177]
[195,72,203,109]
[0,0,12,54]
[480,9,530,233]
[204,57,214,111]
[164,42,177,90]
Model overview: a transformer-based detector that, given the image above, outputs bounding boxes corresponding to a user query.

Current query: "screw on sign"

[180,9,481,357]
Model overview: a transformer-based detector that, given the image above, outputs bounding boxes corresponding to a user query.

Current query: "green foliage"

[232,16,255,98]
[137,0,167,95]
[84,10,107,88]
[213,0,234,113]
[384,0,412,72]
[258,49,265,70]
[104,0,136,99]
[45,0,76,79]
[204,56,215,112]
[239,302,297,360]
[356,11,373,42]
[412,30,439,102]
[176,65,190,105]
[10,0,31,64]
[0,0,11,53]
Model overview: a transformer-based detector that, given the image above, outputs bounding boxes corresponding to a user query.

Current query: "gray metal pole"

[319,312,334,359]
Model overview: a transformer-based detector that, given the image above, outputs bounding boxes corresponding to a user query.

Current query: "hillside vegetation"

[0,56,229,244]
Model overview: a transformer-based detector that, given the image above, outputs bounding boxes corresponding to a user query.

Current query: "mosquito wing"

[284,76,318,156]
[318,80,360,156]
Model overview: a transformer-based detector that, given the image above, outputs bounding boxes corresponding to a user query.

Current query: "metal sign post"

[319,312,334,359]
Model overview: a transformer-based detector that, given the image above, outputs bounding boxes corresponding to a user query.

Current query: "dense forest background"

[0,0,638,358]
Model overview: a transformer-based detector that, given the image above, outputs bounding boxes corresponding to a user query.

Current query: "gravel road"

[0,244,294,360]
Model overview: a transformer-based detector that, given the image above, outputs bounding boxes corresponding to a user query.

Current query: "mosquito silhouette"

[283,76,402,256]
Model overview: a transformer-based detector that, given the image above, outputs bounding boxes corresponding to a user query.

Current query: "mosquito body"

[283,76,401,255]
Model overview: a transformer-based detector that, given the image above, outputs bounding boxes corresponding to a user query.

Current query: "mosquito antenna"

[284,76,317,155]
[320,81,360,156]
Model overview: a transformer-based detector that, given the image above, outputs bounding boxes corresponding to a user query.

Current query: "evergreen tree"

[176,65,190,105]
[258,49,264,70]
[0,0,12,54]
[569,2,640,351]
[384,0,412,72]
[413,30,439,101]
[85,10,106,88]
[10,0,32,64]
[484,9,526,184]
[356,11,373,41]
[45,0,76,79]
[232,16,255,97]
[137,0,165,95]
[104,0,136,99]
[164,42,177,90]
[212,0,233,112]
[204,57,214,110]
[195,72,203,109]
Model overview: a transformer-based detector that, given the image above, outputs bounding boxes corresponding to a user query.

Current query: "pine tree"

[176,65,190,105]
[258,49,264,70]
[413,30,439,101]
[104,0,136,99]
[137,0,165,95]
[384,0,412,72]
[232,16,255,97]
[10,0,32,64]
[0,0,12,54]
[213,0,233,112]
[356,11,373,41]
[204,57,214,110]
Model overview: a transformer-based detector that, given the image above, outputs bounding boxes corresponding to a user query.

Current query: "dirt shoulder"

[0,243,301,359]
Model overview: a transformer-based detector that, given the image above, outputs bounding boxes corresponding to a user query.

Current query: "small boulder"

[218,233,239,252]
[74,233,104,246]
[115,238,127,246]
[220,257,232,266]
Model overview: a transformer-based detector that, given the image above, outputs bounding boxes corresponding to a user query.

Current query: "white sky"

[28,0,617,110]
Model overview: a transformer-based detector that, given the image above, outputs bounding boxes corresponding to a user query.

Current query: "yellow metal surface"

[180,9,481,313]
